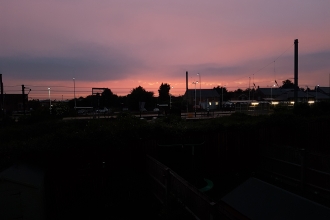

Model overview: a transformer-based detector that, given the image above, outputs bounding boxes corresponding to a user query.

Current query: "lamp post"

[73,78,76,109]
[197,73,201,108]
[221,85,226,110]
[192,81,198,117]
[170,86,173,109]
[48,88,51,114]
[249,77,251,101]
[316,85,319,102]
[270,84,275,104]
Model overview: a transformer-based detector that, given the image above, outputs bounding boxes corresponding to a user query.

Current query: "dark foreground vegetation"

[1,102,330,219]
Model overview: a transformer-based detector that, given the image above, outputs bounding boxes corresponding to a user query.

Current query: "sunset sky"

[1,0,330,100]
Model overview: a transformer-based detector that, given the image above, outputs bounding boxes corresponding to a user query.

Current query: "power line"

[229,43,294,85]
[253,43,294,76]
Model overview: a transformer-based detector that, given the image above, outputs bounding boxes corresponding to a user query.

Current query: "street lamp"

[249,77,251,101]
[197,73,201,108]
[316,85,319,102]
[192,81,198,117]
[73,78,76,109]
[270,84,275,104]
[170,86,173,109]
[48,88,51,114]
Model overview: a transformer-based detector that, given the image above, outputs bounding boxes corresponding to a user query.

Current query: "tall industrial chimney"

[294,39,298,104]
[186,71,188,113]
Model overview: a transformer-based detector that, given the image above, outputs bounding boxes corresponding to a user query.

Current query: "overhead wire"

[229,43,294,88]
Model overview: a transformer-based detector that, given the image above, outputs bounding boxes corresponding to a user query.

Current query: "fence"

[146,155,249,220]
[145,122,330,217]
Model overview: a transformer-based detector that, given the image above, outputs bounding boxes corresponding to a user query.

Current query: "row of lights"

[46,77,321,114]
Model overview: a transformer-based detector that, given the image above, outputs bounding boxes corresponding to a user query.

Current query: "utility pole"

[249,77,251,101]
[222,87,223,108]
[192,81,198,117]
[0,74,3,119]
[186,71,188,114]
[197,73,201,108]
[22,85,26,117]
[294,39,298,105]
[73,78,76,109]
[170,86,173,110]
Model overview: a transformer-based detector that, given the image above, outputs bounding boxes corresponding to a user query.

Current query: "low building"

[307,91,330,102]
[318,87,330,96]
[184,89,220,110]
[255,87,292,101]
[2,94,28,114]
[275,90,313,102]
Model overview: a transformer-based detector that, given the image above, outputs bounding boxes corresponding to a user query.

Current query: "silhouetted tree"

[127,86,154,111]
[75,95,93,108]
[213,86,228,95]
[158,83,171,103]
[234,88,244,94]
[28,99,41,111]
[101,88,114,108]
[213,86,229,101]
[281,79,295,89]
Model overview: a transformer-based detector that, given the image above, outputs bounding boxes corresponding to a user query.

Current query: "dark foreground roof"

[257,88,291,96]
[222,177,330,220]
[319,87,330,95]
[276,90,314,101]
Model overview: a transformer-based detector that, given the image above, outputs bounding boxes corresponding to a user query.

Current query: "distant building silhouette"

[2,94,28,114]
[184,89,220,110]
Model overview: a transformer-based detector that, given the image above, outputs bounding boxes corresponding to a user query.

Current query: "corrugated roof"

[308,91,330,99]
[276,90,312,101]
[319,87,330,94]
[222,177,330,220]
[257,88,291,96]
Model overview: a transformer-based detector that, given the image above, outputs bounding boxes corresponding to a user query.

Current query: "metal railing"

[146,155,249,220]
[259,144,330,200]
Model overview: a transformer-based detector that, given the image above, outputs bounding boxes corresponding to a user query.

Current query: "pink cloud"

[1,1,330,100]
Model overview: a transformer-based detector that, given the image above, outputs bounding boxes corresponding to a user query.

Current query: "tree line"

[26,79,314,115]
